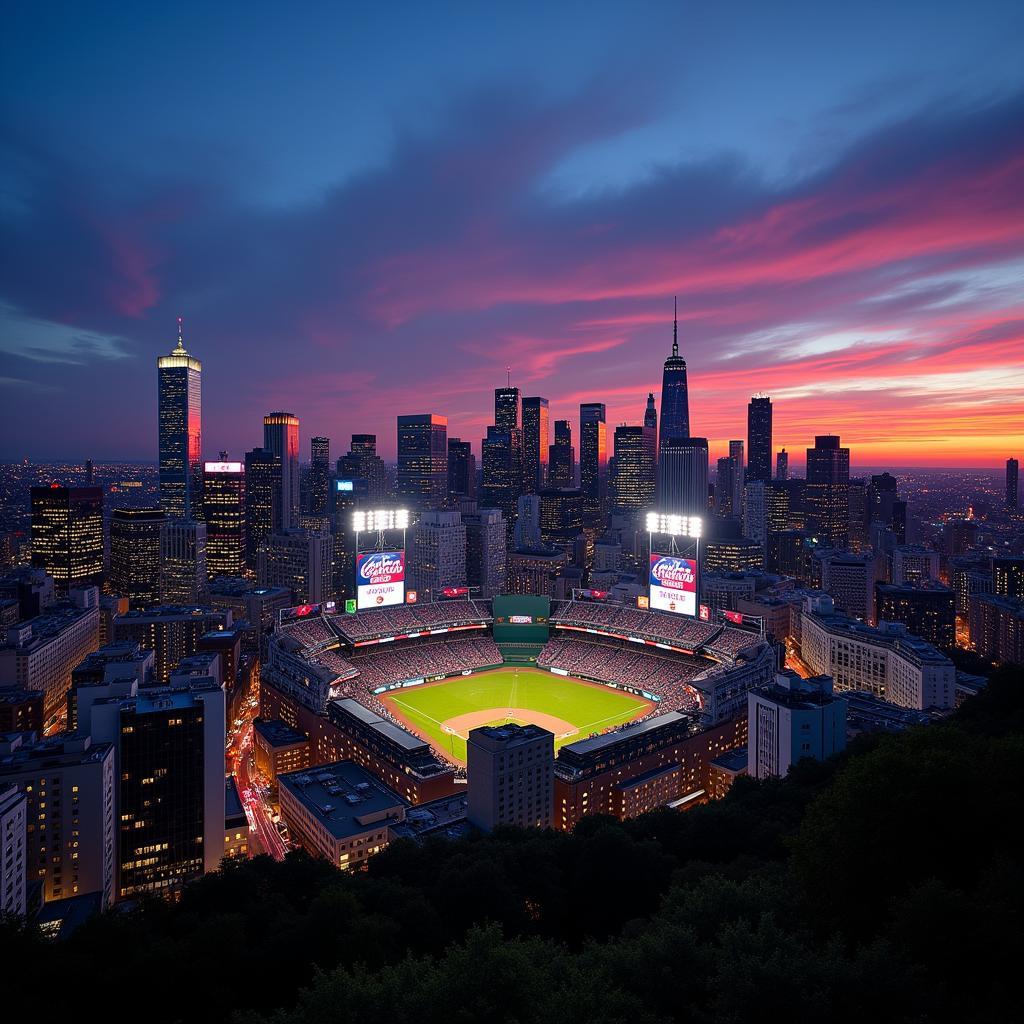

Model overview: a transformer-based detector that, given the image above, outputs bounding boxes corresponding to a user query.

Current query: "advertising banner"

[649,553,698,617]
[356,550,405,609]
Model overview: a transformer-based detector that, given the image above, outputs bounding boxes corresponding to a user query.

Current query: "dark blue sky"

[2,1,1023,464]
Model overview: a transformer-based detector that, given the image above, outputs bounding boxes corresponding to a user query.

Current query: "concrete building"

[0,591,101,723]
[110,605,231,683]
[814,548,878,623]
[258,529,334,604]
[801,596,955,710]
[81,677,226,898]
[410,510,467,602]
[109,506,164,607]
[0,732,116,907]
[278,760,407,871]
[462,506,507,598]
[0,782,27,916]
[159,519,208,605]
[891,545,940,586]
[969,594,1024,666]
[467,723,554,831]
[876,580,955,651]
[747,672,846,780]
[253,718,310,791]
[742,479,768,549]
[67,642,155,732]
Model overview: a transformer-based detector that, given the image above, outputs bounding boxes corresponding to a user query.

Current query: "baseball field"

[381,667,653,764]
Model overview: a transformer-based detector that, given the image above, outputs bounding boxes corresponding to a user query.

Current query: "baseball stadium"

[260,591,775,820]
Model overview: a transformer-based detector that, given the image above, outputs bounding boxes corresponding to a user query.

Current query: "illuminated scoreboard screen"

[355,550,406,609]
[649,553,698,617]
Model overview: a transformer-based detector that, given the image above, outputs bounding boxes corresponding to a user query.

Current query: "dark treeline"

[4,669,1022,1024]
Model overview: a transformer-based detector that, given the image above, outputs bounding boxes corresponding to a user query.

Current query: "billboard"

[649,553,698,617]
[356,550,405,610]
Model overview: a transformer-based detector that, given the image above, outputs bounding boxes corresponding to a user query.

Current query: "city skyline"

[2,3,1023,467]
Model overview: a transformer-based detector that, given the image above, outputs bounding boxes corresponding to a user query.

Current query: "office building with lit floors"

[462,506,507,598]
[548,420,575,488]
[278,761,407,871]
[309,436,331,517]
[264,412,300,530]
[805,435,850,549]
[110,605,230,683]
[202,460,246,577]
[109,507,164,606]
[1007,458,1019,510]
[244,447,281,565]
[801,595,955,710]
[159,520,208,605]
[0,589,101,724]
[0,782,27,916]
[969,594,1024,666]
[521,396,550,492]
[876,580,955,651]
[82,678,225,899]
[0,731,116,907]
[467,723,554,831]
[338,434,388,502]
[253,718,310,793]
[747,672,846,780]
[397,414,448,509]
[158,322,202,519]
[30,486,104,592]
[258,529,334,604]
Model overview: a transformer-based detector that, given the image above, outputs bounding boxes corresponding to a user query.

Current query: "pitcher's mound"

[441,707,578,741]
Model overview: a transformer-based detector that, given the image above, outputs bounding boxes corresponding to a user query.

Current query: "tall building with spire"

[158,318,202,519]
[658,299,690,457]
[644,392,658,435]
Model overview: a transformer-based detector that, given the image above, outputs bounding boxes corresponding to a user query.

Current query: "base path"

[442,708,579,740]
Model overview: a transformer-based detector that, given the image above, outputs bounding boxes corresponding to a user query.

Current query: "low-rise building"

[224,777,249,860]
[747,672,846,780]
[467,723,554,831]
[801,596,955,710]
[278,760,407,871]
[253,718,310,791]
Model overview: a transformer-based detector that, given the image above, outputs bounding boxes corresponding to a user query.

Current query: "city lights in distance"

[352,509,410,532]
[204,461,243,473]
[645,512,702,538]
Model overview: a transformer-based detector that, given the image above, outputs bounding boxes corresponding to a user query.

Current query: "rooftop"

[253,717,308,748]
[278,760,407,840]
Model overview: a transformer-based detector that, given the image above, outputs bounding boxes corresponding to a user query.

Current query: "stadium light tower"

[350,508,410,611]
[646,509,702,617]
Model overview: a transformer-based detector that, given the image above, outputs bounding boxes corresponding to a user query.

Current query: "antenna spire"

[174,316,186,353]
[672,297,678,357]
[506,364,511,388]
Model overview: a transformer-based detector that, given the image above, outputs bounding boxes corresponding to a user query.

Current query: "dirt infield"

[441,707,578,740]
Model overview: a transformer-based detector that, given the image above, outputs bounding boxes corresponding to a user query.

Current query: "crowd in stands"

[278,614,337,652]
[538,637,704,714]
[549,600,721,648]
[350,636,503,690]
[704,626,762,660]
[331,599,491,643]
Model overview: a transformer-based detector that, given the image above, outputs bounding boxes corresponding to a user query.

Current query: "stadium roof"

[559,710,690,757]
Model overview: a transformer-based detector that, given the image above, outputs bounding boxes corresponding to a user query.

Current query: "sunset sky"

[2,1,1023,466]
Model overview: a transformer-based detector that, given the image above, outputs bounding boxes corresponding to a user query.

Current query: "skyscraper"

[715,456,741,517]
[481,426,522,529]
[1008,458,1019,509]
[806,435,851,549]
[244,447,281,567]
[203,458,246,578]
[776,449,789,481]
[462,505,507,598]
[447,438,476,501]
[658,299,690,456]
[579,403,607,519]
[159,519,208,605]
[747,396,772,483]
[158,318,202,519]
[397,414,448,509]
[338,434,387,501]
[30,485,104,590]
[644,392,658,434]
[729,439,745,477]
[263,412,300,530]
[611,424,656,513]
[309,436,330,516]
[548,420,574,488]
[658,436,708,515]
[494,386,521,432]
[110,506,164,606]
[522,396,550,492]
[409,510,467,601]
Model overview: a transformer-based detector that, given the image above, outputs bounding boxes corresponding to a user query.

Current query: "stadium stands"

[278,614,337,652]
[537,636,704,715]
[330,599,491,643]
[349,636,503,691]
[549,600,720,649]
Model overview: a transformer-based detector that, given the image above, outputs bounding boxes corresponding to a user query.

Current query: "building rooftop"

[253,717,308,749]
[842,690,932,732]
[559,710,690,758]
[807,610,952,666]
[331,698,428,753]
[469,722,554,748]
[225,776,246,827]
[710,747,748,773]
[278,760,407,840]
[0,732,113,773]
[388,793,469,843]
[3,602,96,650]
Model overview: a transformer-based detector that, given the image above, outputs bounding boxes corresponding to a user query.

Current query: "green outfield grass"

[381,667,652,763]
